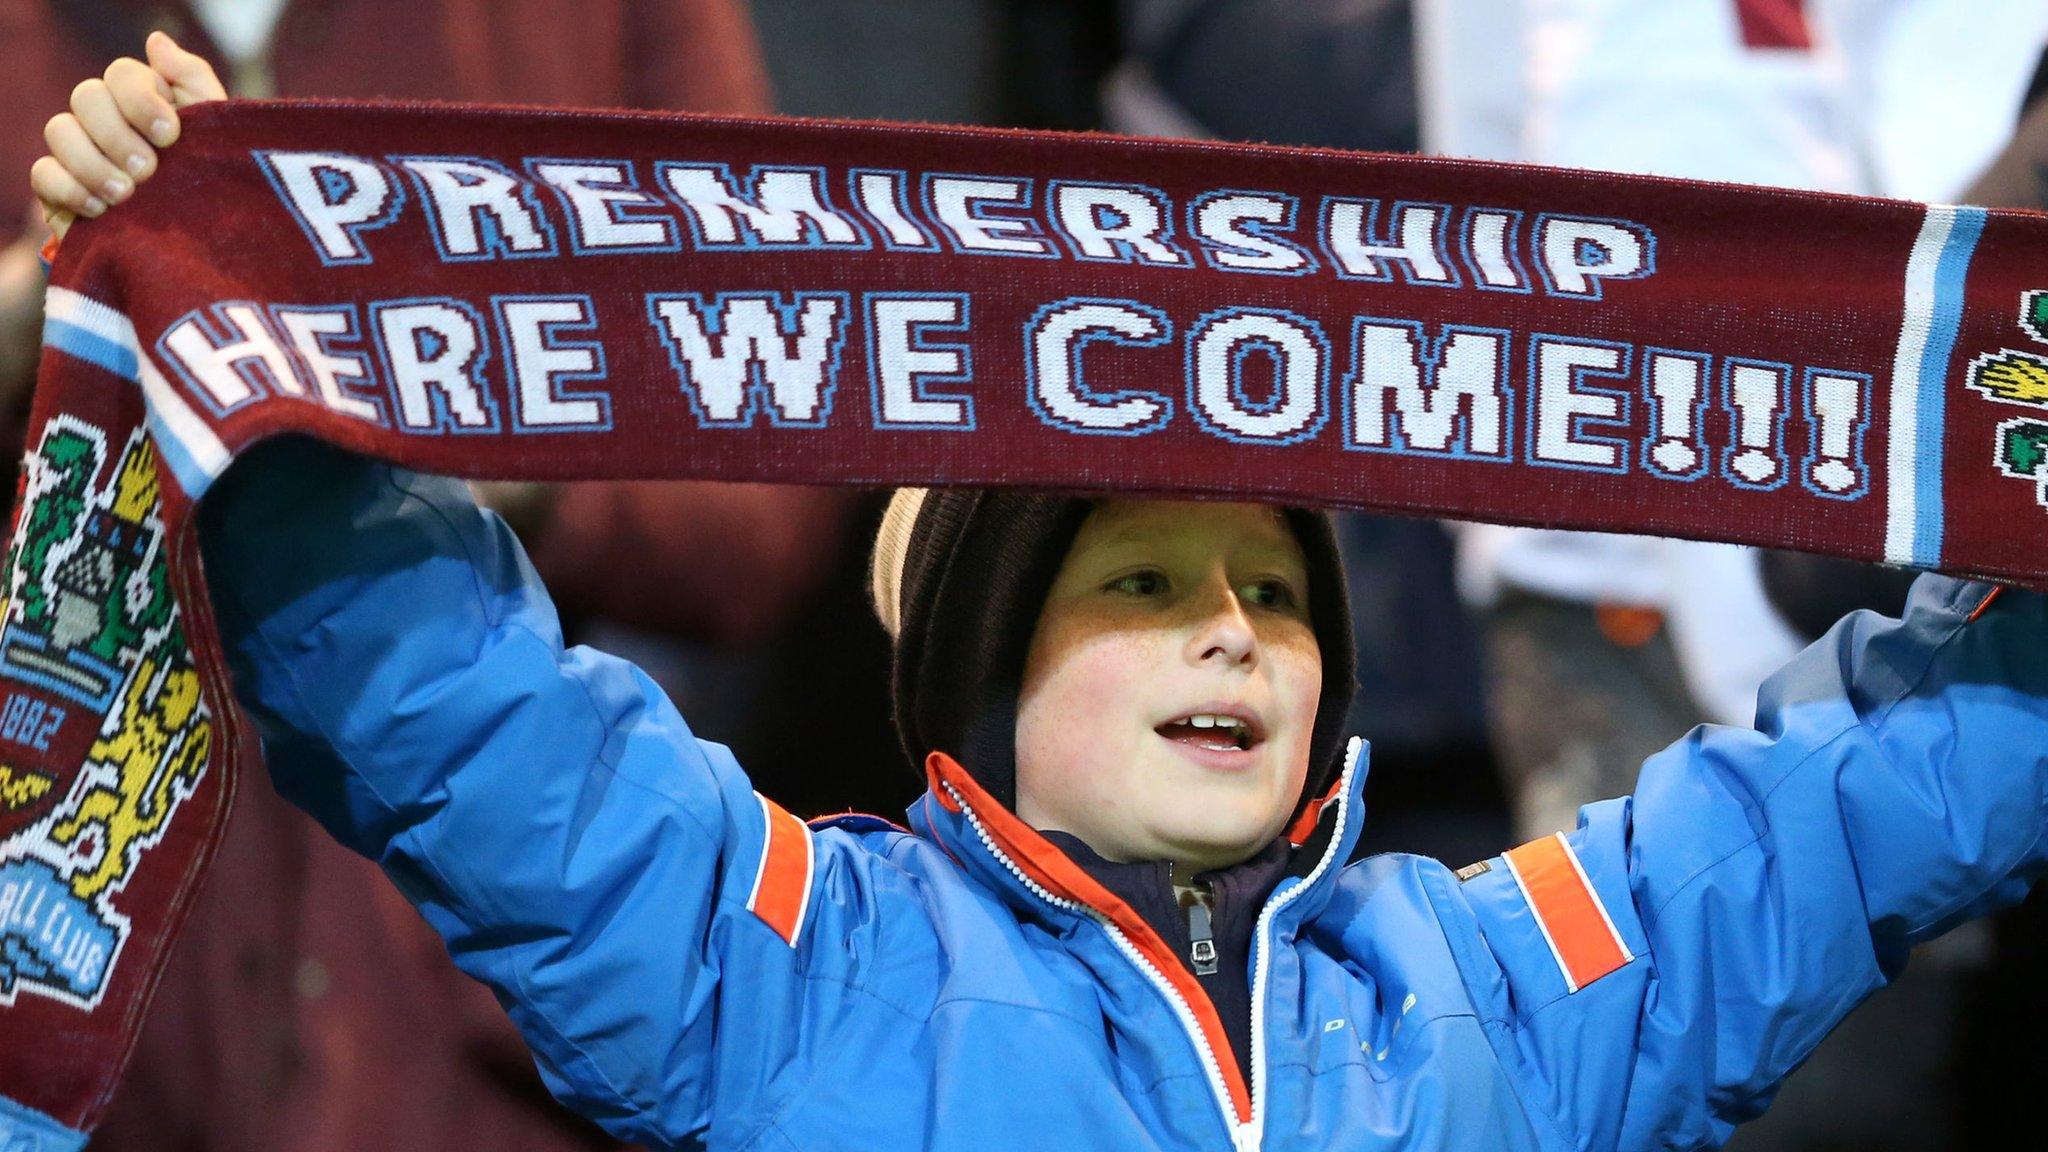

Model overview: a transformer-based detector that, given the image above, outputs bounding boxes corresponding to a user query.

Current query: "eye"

[1105,569,1169,597]
[1240,577,1302,612]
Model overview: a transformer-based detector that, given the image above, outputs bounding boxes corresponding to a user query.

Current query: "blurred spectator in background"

[1422,0,2048,837]
[0,202,38,431]
[1417,1,2048,1147]
[1423,0,1806,845]
[0,3,805,1149]
[1971,52,2048,209]
[1107,0,1513,868]
[1106,0,1416,152]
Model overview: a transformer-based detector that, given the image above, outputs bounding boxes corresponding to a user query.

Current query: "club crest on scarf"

[0,417,210,1010]
[1965,290,2048,513]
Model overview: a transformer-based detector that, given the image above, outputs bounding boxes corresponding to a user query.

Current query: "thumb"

[144,31,228,105]
[42,205,74,244]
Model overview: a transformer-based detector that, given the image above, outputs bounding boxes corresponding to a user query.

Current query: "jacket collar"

[909,745,1370,923]
[903,739,1369,1129]
[906,736,1370,919]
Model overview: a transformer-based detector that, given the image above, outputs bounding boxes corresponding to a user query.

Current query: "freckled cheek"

[1268,637,1325,733]
[1056,633,1161,703]
[1020,629,1159,752]
[1027,624,1157,712]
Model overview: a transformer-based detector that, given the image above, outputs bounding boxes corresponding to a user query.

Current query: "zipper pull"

[1187,897,1218,976]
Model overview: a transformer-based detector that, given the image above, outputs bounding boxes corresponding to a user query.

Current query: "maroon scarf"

[5,99,2048,1138]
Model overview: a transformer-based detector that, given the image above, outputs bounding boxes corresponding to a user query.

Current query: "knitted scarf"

[4,99,2047,1139]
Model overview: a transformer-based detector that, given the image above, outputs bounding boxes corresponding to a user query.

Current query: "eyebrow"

[1082,527,1305,566]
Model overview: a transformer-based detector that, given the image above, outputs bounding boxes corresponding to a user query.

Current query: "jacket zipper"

[1244,738,1362,1147]
[943,782,1256,1151]
[1187,895,1219,976]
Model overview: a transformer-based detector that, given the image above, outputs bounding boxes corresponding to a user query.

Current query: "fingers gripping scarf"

[5,99,2048,1139]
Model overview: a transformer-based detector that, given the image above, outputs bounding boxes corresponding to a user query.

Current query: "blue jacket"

[184,440,2046,1152]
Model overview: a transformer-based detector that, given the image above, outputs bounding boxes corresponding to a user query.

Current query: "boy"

[29,40,2048,1151]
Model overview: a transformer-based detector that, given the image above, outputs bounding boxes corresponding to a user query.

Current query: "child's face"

[1014,500,1323,875]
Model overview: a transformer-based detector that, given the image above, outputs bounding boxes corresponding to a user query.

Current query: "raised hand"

[29,32,227,240]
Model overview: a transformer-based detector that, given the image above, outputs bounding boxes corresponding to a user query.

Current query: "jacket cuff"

[0,1095,87,1152]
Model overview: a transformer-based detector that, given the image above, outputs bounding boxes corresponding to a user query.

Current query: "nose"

[1184,569,1258,670]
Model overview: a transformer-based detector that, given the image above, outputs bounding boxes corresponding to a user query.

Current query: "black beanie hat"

[870,489,1358,814]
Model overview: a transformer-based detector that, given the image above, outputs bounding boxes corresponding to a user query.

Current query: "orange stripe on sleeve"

[747,793,814,946]
[1503,833,1633,993]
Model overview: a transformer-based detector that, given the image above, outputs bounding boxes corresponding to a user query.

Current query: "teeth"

[1186,715,1243,730]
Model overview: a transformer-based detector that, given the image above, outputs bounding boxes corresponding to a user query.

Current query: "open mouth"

[1154,710,1263,753]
